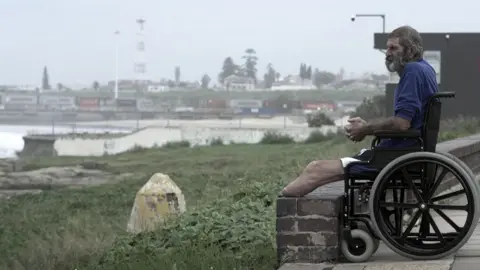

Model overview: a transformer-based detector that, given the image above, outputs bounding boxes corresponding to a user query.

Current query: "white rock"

[126,173,186,233]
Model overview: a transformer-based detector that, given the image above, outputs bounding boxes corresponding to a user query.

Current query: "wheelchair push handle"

[432,92,455,99]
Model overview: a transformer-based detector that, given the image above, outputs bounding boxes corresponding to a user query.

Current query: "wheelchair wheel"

[369,152,480,260]
[341,229,376,263]
[438,151,477,190]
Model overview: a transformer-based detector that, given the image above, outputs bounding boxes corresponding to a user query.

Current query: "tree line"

[216,48,339,89]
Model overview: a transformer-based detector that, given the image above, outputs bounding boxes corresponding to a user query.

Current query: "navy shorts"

[341,148,377,174]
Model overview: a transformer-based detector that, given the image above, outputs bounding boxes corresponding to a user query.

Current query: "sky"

[0,0,478,87]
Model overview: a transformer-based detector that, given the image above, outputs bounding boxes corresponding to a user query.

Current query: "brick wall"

[275,133,480,265]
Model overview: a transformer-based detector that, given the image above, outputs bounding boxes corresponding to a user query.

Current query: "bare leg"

[281,160,344,197]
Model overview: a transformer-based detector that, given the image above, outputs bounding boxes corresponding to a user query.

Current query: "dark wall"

[375,33,480,118]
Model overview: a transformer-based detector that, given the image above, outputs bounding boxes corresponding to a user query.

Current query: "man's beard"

[385,55,404,74]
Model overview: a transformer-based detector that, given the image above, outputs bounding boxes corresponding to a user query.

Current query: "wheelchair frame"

[339,91,479,262]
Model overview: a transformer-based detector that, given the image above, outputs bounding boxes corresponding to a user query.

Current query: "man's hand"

[345,117,368,142]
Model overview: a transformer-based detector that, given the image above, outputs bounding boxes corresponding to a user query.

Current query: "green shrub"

[259,131,295,144]
[126,144,149,153]
[304,130,337,144]
[162,140,191,149]
[306,111,335,127]
[93,182,279,269]
[209,137,224,146]
[352,95,386,120]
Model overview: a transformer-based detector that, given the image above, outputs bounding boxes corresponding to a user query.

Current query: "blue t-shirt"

[378,59,439,148]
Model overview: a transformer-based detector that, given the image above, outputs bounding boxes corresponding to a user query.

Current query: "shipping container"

[116,98,137,112]
[99,98,116,111]
[136,98,155,112]
[5,94,37,105]
[254,107,275,118]
[78,98,99,111]
[199,99,227,109]
[39,96,76,110]
[262,99,300,114]
[302,102,336,111]
[233,107,259,116]
[228,99,263,109]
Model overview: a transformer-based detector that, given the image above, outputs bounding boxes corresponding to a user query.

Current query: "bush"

[126,144,149,153]
[209,137,224,146]
[304,131,337,144]
[162,140,191,149]
[259,131,295,144]
[306,111,335,127]
[352,95,386,120]
[93,182,278,269]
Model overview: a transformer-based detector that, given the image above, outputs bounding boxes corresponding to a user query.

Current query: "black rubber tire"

[438,151,477,191]
[369,152,480,260]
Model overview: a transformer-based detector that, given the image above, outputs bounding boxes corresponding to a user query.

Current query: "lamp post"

[351,14,386,33]
[444,34,450,91]
[114,30,120,100]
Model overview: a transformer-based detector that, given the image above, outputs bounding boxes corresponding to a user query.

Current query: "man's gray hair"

[388,25,424,61]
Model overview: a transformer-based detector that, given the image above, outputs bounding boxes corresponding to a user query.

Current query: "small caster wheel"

[341,229,375,263]
[357,223,380,254]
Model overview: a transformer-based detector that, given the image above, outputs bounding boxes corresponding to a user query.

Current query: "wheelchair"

[340,92,480,262]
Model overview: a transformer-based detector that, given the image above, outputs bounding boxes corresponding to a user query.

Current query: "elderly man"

[282,25,439,197]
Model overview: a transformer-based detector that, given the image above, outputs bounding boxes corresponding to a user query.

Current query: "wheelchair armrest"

[373,129,421,139]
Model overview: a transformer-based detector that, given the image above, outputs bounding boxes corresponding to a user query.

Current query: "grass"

[1,116,480,270]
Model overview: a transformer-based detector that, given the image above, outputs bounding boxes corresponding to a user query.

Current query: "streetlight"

[444,34,450,91]
[114,30,120,100]
[351,14,386,33]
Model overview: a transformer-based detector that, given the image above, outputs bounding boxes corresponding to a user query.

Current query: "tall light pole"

[444,34,450,91]
[114,30,120,100]
[351,14,386,33]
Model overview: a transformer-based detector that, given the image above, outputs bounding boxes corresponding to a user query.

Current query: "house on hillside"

[271,75,316,91]
[223,75,255,91]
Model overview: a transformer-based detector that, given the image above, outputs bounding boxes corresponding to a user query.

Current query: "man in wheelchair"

[280,25,480,263]
[282,25,438,197]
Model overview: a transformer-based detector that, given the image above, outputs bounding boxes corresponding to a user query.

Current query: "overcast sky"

[0,0,477,87]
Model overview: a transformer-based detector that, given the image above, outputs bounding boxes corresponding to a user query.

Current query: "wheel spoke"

[431,190,466,203]
[379,202,417,208]
[428,204,468,211]
[426,211,445,243]
[433,208,462,232]
[401,168,423,203]
[426,167,448,200]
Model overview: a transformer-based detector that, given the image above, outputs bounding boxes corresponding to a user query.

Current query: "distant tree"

[42,66,51,90]
[299,63,306,84]
[299,63,312,84]
[313,69,336,88]
[263,63,276,89]
[275,72,281,81]
[174,66,181,85]
[306,112,335,127]
[306,65,312,80]
[218,57,238,83]
[92,81,100,91]
[242,48,258,84]
[201,74,211,89]
[352,95,386,121]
